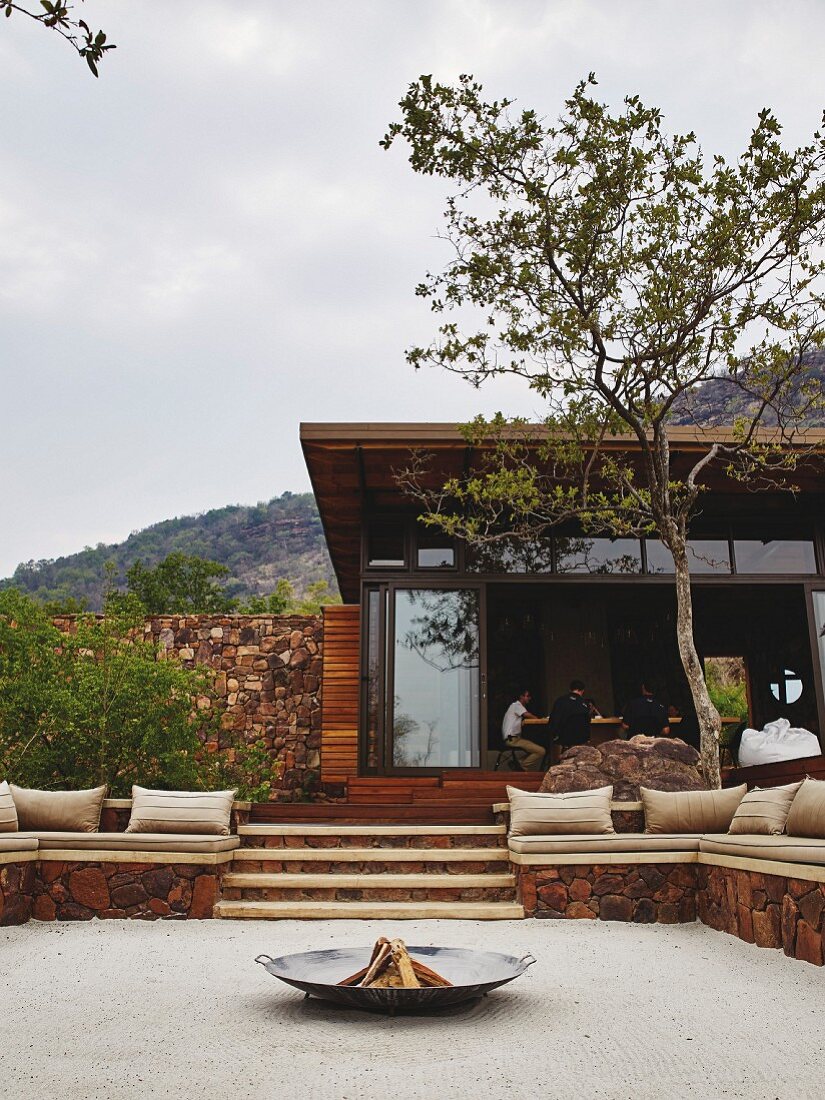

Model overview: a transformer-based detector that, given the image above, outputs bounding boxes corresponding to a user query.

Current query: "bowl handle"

[519,952,537,969]
[254,954,275,966]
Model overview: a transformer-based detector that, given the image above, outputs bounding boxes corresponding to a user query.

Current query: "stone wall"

[143,614,323,802]
[0,858,35,926]
[31,861,222,921]
[516,863,697,923]
[698,864,825,967]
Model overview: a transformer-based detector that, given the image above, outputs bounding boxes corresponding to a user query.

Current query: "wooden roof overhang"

[300,423,825,602]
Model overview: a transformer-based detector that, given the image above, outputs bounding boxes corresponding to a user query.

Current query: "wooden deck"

[251,771,545,824]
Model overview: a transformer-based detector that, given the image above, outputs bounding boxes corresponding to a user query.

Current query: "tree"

[0,587,282,798]
[126,552,236,615]
[1,1,114,75]
[383,74,825,786]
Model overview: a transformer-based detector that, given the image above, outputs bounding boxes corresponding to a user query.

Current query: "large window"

[367,519,406,568]
[734,539,817,574]
[391,589,480,768]
[813,591,825,713]
[556,537,642,574]
[646,539,732,575]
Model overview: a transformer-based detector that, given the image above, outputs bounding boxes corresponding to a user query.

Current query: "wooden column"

[320,604,361,783]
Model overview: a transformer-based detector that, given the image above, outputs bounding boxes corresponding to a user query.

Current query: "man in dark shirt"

[621,681,671,737]
[548,679,592,748]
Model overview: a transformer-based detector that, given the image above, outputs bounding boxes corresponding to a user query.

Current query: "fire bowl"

[255,945,536,1012]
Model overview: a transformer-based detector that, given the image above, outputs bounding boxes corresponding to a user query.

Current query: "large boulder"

[539,736,706,801]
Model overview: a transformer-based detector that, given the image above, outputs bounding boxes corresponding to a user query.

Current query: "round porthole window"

[770,669,803,705]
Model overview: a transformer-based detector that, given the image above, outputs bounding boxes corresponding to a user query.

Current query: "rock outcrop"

[539,736,706,801]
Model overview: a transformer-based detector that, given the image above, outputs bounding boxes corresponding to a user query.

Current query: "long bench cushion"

[699,833,825,866]
[0,836,39,853]
[508,833,702,855]
[15,832,240,853]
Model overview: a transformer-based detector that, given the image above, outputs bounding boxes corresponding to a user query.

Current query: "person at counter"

[548,679,592,747]
[501,689,545,770]
[621,681,670,737]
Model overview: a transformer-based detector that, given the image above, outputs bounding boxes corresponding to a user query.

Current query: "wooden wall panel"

[320,604,361,783]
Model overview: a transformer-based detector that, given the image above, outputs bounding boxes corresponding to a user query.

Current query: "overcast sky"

[1,0,824,577]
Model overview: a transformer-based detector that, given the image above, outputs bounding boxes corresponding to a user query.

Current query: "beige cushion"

[641,784,746,834]
[700,833,825,866]
[0,780,18,833]
[508,832,702,855]
[126,786,236,836]
[785,777,825,839]
[0,836,38,853]
[16,831,240,853]
[506,785,614,837]
[728,782,802,836]
[9,784,107,832]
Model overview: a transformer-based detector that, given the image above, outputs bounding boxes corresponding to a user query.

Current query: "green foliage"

[1,492,338,612]
[126,552,235,615]
[1,1,114,75]
[0,588,278,798]
[705,659,750,725]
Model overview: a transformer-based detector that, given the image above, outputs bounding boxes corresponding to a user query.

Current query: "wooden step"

[233,847,508,863]
[239,824,505,836]
[215,899,524,920]
[224,872,515,889]
[249,805,496,825]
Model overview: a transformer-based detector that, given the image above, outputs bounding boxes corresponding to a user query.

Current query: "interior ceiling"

[301,424,825,603]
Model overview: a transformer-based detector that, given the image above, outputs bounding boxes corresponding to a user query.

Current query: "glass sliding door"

[390,588,481,769]
[812,590,825,733]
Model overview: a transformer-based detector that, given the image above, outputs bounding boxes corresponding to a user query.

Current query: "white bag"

[738,717,821,767]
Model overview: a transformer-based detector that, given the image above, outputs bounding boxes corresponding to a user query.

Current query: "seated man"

[548,679,592,748]
[621,680,670,737]
[501,689,545,770]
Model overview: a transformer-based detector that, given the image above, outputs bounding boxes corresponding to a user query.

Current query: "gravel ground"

[1,918,822,1099]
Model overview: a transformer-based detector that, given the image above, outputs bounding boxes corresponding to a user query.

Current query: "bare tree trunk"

[672,546,722,788]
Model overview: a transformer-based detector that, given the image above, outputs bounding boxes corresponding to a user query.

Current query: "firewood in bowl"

[337,937,452,989]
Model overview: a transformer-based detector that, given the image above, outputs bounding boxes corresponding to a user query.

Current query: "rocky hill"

[2,492,337,611]
[670,350,825,428]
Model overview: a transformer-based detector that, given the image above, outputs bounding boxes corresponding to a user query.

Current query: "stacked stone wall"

[0,859,35,926]
[31,861,222,921]
[698,864,825,967]
[516,863,697,923]
[145,614,324,802]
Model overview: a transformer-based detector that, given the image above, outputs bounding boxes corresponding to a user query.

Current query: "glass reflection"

[392,589,480,768]
[646,539,731,575]
[466,536,553,574]
[734,540,816,574]
[814,592,825,709]
[556,537,641,574]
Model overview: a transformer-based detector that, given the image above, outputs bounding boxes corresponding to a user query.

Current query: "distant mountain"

[670,350,825,428]
[2,492,337,611]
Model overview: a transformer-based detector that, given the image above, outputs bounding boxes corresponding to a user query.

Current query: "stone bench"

[0,803,250,926]
[507,830,825,966]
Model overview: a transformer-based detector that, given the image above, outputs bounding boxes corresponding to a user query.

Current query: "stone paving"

[1,918,822,1099]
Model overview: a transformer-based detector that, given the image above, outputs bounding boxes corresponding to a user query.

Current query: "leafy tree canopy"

[384,74,825,786]
[125,552,235,616]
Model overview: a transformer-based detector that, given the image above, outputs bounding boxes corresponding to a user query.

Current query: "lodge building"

[301,423,825,786]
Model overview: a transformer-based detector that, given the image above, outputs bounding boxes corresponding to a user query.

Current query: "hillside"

[670,350,825,427]
[2,492,337,611]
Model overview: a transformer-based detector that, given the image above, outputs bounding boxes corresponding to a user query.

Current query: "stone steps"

[214,899,524,920]
[217,823,519,920]
[221,870,515,903]
[230,848,510,875]
[237,823,507,850]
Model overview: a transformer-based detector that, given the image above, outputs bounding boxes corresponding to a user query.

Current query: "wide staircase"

[215,822,522,920]
[215,772,541,920]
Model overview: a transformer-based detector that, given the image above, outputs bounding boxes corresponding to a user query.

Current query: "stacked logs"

[337,937,452,989]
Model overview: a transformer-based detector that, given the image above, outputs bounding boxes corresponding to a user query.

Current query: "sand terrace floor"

[1,919,822,1100]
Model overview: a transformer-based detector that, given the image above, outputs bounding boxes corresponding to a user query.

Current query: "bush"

[0,588,279,799]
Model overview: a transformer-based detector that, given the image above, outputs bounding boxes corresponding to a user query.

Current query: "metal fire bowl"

[255,945,536,1012]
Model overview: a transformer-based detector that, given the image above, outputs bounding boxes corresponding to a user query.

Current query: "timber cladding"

[321,605,361,783]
